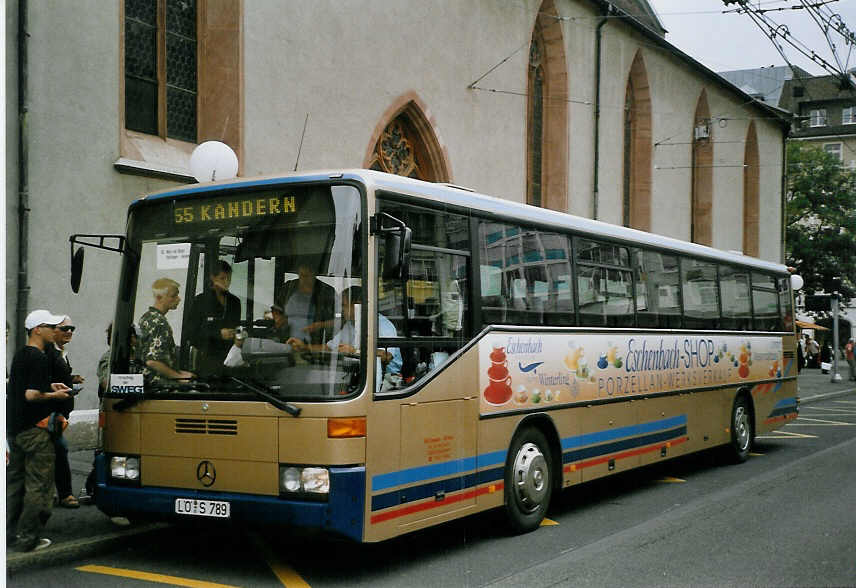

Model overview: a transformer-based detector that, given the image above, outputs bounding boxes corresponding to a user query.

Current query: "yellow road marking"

[540,518,559,526]
[749,452,764,456]
[76,565,239,588]
[249,532,311,588]
[656,477,685,483]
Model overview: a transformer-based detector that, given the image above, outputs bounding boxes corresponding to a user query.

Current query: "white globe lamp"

[190,141,239,183]
[790,274,804,291]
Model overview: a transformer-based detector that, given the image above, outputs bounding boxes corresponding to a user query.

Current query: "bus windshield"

[113,182,364,401]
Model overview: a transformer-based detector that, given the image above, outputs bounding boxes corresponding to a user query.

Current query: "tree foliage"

[785,141,856,303]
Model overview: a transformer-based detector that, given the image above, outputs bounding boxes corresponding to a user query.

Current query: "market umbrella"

[795,320,829,331]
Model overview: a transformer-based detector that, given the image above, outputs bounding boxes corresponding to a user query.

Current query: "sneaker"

[77,491,93,506]
[20,537,51,552]
[32,538,52,551]
[59,495,80,509]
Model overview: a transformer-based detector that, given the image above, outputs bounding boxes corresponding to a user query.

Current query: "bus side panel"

[576,403,640,483]
[364,348,481,542]
[634,395,691,470]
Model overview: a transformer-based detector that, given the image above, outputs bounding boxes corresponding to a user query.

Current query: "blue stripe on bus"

[560,415,687,450]
[561,426,687,464]
[767,397,798,418]
[371,467,505,512]
[371,449,506,492]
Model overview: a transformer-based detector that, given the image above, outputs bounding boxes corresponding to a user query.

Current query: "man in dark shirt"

[7,309,72,552]
[47,316,83,509]
[188,260,241,373]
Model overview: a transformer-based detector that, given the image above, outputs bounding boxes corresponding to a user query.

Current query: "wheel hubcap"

[512,442,549,513]
[734,405,750,451]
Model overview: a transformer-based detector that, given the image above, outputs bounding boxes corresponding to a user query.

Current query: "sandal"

[59,495,80,509]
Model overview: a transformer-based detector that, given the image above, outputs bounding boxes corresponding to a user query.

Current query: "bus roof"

[133,169,788,275]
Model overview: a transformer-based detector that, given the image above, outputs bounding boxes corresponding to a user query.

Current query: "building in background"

[718,65,810,107]
[6,0,790,416]
[779,72,856,168]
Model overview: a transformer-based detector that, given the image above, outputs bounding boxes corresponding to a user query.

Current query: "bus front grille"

[175,418,239,435]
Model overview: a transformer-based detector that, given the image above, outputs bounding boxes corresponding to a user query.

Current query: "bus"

[74,169,799,542]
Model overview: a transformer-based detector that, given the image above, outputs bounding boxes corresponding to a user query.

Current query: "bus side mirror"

[70,247,85,293]
[382,227,411,281]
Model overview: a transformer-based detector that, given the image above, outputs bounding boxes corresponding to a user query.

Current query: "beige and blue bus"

[78,169,798,541]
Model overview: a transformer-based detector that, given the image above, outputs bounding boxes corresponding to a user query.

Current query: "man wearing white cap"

[6,310,72,552]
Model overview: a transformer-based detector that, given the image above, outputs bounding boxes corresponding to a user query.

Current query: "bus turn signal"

[327,417,366,438]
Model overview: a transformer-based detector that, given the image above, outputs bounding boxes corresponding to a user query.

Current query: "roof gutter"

[585,0,792,130]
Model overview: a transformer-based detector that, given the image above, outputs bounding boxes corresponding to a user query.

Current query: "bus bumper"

[94,455,365,542]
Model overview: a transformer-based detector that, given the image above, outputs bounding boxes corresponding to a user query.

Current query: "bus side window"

[478,222,574,327]
[377,200,471,393]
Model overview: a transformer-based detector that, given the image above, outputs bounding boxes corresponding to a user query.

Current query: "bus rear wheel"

[727,394,753,463]
[504,427,553,533]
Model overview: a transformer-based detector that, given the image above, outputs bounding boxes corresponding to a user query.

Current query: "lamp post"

[832,278,842,383]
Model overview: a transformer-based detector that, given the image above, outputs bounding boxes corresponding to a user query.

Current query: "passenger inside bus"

[187,260,241,373]
[138,278,195,384]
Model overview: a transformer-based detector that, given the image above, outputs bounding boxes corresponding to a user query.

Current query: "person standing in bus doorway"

[279,262,336,346]
[7,310,72,552]
[188,260,241,373]
[845,338,855,381]
[46,316,83,509]
[138,278,195,384]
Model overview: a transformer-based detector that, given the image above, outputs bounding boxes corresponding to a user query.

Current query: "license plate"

[174,498,230,518]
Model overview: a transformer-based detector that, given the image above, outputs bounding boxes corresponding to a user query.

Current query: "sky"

[648,0,856,76]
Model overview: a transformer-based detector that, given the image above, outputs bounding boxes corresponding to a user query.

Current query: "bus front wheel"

[504,427,553,533]
[727,394,753,463]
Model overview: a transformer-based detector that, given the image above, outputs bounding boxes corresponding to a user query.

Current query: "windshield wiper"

[229,376,301,417]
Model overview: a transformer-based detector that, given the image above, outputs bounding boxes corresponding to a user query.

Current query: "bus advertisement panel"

[479,333,789,412]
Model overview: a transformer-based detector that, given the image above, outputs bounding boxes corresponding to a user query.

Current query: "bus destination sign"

[174,194,298,224]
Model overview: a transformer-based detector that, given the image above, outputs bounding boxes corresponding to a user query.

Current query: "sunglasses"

[58,326,76,333]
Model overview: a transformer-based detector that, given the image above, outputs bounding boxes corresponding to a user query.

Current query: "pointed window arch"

[622,51,652,230]
[526,0,568,211]
[691,89,713,246]
[365,93,451,182]
[743,121,760,257]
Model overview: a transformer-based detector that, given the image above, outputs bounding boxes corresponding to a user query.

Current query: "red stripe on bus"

[563,437,689,473]
[369,483,505,525]
[764,413,798,425]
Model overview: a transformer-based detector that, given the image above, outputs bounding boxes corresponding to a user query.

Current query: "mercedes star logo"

[196,460,216,487]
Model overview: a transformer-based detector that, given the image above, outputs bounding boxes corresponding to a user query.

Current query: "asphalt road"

[7,392,856,587]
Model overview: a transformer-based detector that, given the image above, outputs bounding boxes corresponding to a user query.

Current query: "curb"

[6,522,169,575]
[798,388,856,405]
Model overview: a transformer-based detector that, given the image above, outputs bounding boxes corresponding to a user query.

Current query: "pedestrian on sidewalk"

[47,316,83,509]
[6,310,73,552]
[79,322,113,505]
[845,338,855,381]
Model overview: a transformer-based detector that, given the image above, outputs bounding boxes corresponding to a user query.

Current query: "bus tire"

[504,426,553,533]
[727,394,753,463]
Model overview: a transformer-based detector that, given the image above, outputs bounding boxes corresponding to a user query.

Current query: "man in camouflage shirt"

[138,278,194,385]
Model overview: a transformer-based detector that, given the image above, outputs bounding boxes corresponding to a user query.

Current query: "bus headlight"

[281,467,301,492]
[301,468,330,494]
[279,465,330,496]
[110,455,141,483]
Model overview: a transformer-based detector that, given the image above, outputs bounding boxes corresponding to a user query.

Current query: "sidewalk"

[6,370,856,574]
